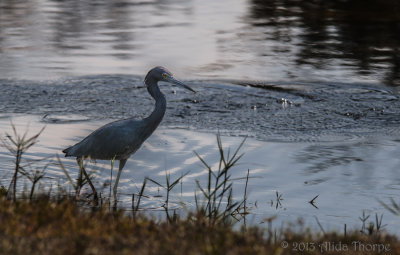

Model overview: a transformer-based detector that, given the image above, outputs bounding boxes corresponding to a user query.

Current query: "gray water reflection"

[0,0,399,85]
[296,143,364,175]
[248,0,400,85]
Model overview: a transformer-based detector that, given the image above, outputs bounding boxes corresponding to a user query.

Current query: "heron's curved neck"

[145,82,166,128]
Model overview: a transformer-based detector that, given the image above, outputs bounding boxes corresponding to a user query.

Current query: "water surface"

[1,0,399,85]
[0,115,400,234]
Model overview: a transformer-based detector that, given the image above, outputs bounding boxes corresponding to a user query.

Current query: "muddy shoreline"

[1,76,399,142]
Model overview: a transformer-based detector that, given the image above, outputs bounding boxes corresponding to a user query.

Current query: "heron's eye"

[162,73,169,79]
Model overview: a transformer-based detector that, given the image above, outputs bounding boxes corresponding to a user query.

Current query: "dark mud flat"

[0,75,399,142]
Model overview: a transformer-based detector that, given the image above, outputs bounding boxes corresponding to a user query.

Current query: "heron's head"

[145,66,195,93]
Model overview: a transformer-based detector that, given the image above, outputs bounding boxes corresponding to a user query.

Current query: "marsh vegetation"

[1,124,400,254]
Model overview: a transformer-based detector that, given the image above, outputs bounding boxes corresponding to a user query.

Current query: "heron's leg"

[77,157,98,204]
[75,158,84,197]
[113,158,127,203]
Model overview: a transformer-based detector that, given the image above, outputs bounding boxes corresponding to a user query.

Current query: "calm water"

[1,0,400,234]
[0,0,400,85]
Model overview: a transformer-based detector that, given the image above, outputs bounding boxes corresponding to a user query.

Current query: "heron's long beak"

[167,77,196,93]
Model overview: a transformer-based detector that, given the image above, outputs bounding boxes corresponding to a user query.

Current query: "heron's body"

[63,89,166,160]
[63,118,152,160]
[62,66,194,201]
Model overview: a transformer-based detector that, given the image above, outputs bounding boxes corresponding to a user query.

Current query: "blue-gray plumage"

[63,66,195,201]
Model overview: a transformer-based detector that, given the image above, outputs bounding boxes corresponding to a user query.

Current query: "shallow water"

[1,115,400,234]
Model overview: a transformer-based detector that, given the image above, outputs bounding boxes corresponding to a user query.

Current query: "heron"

[62,66,195,202]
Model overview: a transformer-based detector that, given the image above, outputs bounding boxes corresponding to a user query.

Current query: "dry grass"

[1,196,400,255]
[0,196,264,255]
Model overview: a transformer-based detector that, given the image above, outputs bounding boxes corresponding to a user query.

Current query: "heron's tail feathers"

[62,147,72,157]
